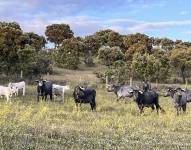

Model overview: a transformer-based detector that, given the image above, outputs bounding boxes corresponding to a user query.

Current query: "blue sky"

[1,0,191,41]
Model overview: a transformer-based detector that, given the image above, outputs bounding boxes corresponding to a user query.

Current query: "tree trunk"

[181,66,186,84]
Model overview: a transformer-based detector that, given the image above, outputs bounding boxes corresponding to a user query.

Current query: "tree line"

[0,21,191,83]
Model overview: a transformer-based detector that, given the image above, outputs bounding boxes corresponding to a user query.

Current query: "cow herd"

[0,80,191,115]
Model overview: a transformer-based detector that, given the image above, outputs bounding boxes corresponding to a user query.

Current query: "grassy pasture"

[0,68,191,149]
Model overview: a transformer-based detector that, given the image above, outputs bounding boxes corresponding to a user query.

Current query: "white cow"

[0,86,13,101]
[8,81,26,96]
[53,84,70,102]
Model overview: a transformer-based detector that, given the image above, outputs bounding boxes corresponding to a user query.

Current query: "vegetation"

[45,24,74,48]
[0,68,191,149]
[1,21,191,84]
[0,22,51,79]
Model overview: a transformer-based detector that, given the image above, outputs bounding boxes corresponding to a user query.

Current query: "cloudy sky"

[1,0,191,41]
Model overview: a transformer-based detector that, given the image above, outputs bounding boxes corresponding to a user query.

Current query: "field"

[0,67,191,150]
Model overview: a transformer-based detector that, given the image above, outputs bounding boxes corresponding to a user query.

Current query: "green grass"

[0,68,191,149]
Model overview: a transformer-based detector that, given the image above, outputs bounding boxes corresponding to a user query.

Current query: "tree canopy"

[45,24,74,48]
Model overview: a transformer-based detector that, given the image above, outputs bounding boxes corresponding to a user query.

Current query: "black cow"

[133,90,165,114]
[36,80,53,102]
[73,86,96,111]
[165,87,187,115]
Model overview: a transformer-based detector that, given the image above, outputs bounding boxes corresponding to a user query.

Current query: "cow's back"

[142,91,158,104]
[118,86,133,97]
[83,88,96,97]
[0,86,11,96]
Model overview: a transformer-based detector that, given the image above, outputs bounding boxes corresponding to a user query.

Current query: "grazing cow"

[107,84,136,101]
[133,90,165,114]
[0,86,14,101]
[165,87,187,115]
[36,80,53,101]
[53,84,70,102]
[73,85,96,111]
[8,81,26,96]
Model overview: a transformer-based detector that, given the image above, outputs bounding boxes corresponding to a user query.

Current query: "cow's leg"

[16,89,19,96]
[90,103,94,111]
[23,87,25,96]
[62,93,64,102]
[44,94,47,101]
[50,93,53,101]
[176,106,181,115]
[151,105,155,112]
[182,104,187,113]
[177,107,179,115]
[124,97,127,104]
[6,95,9,102]
[37,94,40,102]
[156,104,165,114]
[117,96,120,102]
[155,104,160,114]
[139,105,144,114]
[140,108,144,114]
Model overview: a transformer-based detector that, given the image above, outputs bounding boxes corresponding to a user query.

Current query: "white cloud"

[185,31,191,35]
[126,20,191,33]
[18,16,191,37]
[180,11,189,15]
[0,0,189,38]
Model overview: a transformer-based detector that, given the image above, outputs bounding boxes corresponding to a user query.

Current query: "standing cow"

[8,81,26,96]
[73,85,96,111]
[0,86,14,101]
[165,87,187,115]
[133,90,165,114]
[36,80,53,102]
[53,84,70,102]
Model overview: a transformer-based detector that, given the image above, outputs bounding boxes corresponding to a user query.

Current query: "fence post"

[155,79,158,88]
[20,70,23,79]
[106,75,109,88]
[185,78,188,90]
[130,77,132,86]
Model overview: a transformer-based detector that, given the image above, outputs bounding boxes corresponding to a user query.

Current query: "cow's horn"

[139,90,143,94]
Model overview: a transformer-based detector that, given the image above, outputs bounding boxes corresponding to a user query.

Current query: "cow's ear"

[35,80,39,83]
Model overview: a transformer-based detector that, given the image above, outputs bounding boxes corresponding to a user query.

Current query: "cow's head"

[10,86,17,96]
[164,87,178,98]
[106,84,116,92]
[36,80,46,95]
[64,85,70,90]
[132,89,143,101]
[73,85,85,100]
[8,82,17,96]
